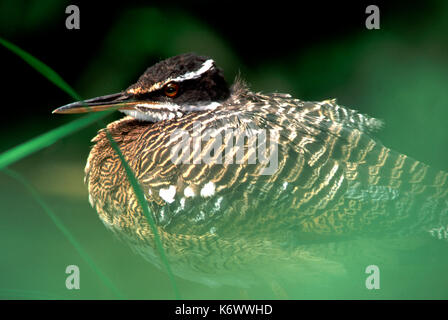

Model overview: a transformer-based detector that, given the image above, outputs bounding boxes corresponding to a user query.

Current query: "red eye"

[164,82,179,98]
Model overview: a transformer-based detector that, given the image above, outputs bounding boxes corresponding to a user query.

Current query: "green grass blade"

[0,37,181,299]
[0,37,81,101]
[105,131,181,299]
[0,35,111,168]
[2,168,124,299]
[0,111,111,169]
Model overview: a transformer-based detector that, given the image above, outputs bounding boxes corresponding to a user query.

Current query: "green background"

[0,0,448,299]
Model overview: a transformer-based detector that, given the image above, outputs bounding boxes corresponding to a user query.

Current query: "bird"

[53,53,448,287]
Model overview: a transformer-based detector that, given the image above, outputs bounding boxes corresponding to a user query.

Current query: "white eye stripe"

[149,59,215,92]
[171,59,215,83]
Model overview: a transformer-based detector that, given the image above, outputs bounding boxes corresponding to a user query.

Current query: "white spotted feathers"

[156,181,217,205]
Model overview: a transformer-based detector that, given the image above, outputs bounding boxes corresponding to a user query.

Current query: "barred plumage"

[55,53,448,287]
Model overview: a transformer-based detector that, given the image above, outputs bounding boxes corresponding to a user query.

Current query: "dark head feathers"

[126,53,230,104]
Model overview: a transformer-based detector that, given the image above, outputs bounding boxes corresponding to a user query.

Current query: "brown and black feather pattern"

[85,81,448,286]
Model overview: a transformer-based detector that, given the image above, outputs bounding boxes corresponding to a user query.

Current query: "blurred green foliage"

[1,0,448,299]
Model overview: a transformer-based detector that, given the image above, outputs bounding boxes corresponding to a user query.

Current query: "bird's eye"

[164,82,179,98]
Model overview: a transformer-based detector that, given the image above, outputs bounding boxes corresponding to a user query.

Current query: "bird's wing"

[251,95,448,239]
[90,95,448,242]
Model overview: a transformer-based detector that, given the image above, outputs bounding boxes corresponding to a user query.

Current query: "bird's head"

[53,53,230,122]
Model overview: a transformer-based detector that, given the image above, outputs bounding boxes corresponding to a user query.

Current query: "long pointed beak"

[52,92,140,114]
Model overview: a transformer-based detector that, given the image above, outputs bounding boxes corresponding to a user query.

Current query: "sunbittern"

[54,53,448,287]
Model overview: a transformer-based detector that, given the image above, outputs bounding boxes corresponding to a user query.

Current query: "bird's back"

[84,86,448,286]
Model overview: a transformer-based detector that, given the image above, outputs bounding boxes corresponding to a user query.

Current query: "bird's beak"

[52,92,140,114]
